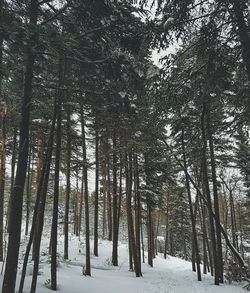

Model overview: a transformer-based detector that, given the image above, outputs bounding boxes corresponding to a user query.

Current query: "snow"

[0,236,244,293]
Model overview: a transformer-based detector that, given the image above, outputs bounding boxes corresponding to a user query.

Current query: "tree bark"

[205,103,223,283]
[134,154,141,269]
[64,104,71,260]
[0,103,6,261]
[94,126,99,256]
[112,130,118,266]
[201,107,220,285]
[181,127,201,281]
[19,97,57,293]
[51,60,63,289]
[107,158,112,241]
[126,152,142,276]
[7,126,17,233]
[164,192,169,259]
[25,145,32,236]
[80,106,91,276]
[2,1,38,291]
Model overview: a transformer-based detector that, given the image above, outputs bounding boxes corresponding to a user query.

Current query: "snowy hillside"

[2,237,243,293]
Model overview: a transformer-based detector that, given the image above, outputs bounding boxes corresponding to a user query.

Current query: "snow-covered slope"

[2,236,243,293]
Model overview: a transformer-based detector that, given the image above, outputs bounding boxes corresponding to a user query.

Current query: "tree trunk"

[30,104,58,293]
[74,166,79,236]
[164,192,169,259]
[201,107,219,285]
[134,154,141,269]
[205,103,223,283]
[147,203,153,267]
[7,126,17,233]
[0,0,5,254]
[144,153,154,267]
[112,130,118,266]
[19,97,57,293]
[2,1,38,291]
[94,126,99,256]
[80,106,91,276]
[107,158,112,241]
[117,152,123,240]
[0,103,6,261]
[35,135,44,195]
[64,105,71,260]
[126,152,142,277]
[78,172,84,237]
[181,127,201,281]
[25,145,32,236]
[51,63,63,289]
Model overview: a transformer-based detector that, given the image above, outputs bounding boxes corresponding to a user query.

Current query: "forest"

[0,0,250,292]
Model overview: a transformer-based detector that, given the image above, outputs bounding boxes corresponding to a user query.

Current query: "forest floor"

[0,233,245,293]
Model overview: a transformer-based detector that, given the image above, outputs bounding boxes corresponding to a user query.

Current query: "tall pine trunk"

[94,126,99,256]
[7,126,17,232]
[0,0,5,258]
[0,103,6,261]
[2,1,38,291]
[51,59,64,290]
[201,107,219,285]
[112,130,118,266]
[25,145,32,236]
[126,152,142,277]
[64,105,71,259]
[205,103,223,283]
[181,127,201,281]
[80,106,91,276]
[134,154,141,270]
[107,157,112,241]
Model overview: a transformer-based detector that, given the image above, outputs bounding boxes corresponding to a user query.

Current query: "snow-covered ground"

[0,235,244,293]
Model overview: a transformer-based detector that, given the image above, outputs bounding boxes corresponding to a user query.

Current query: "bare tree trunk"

[181,127,201,281]
[112,130,118,266]
[51,63,63,289]
[74,166,79,236]
[30,104,58,293]
[80,106,91,276]
[0,0,5,255]
[107,154,112,241]
[201,107,219,285]
[2,1,38,291]
[164,192,169,259]
[36,136,44,194]
[64,105,71,260]
[141,219,145,263]
[78,172,84,237]
[155,210,161,256]
[126,152,142,277]
[25,145,32,236]
[117,153,123,239]
[0,103,6,261]
[19,97,57,293]
[102,180,107,238]
[7,126,17,233]
[147,203,153,267]
[94,126,99,256]
[134,154,141,270]
[205,103,223,283]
